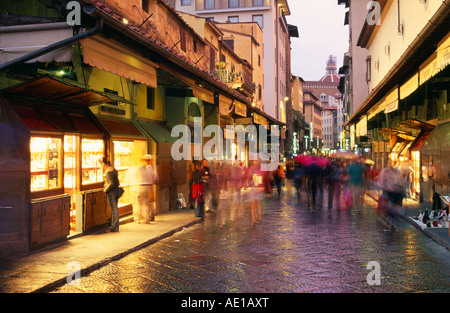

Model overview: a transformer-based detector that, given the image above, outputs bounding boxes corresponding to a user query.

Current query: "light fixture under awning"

[81,35,158,88]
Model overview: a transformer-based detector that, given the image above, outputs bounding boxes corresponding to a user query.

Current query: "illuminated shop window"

[30,137,62,192]
[81,138,104,185]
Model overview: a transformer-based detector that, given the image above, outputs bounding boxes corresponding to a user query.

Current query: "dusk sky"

[286,0,350,81]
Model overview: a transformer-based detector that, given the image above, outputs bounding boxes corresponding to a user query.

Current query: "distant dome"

[319,55,339,82]
[319,74,340,83]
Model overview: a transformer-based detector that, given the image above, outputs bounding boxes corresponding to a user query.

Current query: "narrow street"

[52,186,450,293]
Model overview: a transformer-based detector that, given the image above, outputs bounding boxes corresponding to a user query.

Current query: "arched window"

[320,93,327,102]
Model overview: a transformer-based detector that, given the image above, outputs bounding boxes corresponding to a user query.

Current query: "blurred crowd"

[184,154,415,226]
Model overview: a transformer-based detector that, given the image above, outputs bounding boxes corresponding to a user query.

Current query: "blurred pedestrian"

[347,158,365,210]
[249,160,263,225]
[230,161,244,220]
[327,160,343,212]
[273,163,284,197]
[262,163,272,195]
[207,161,220,213]
[126,154,159,223]
[293,162,305,202]
[306,160,321,210]
[192,161,208,217]
[187,162,196,210]
[202,159,211,212]
[100,157,121,232]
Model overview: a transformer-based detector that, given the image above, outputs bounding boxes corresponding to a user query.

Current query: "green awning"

[134,120,177,143]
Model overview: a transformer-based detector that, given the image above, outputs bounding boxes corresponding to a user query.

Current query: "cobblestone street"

[53,188,450,293]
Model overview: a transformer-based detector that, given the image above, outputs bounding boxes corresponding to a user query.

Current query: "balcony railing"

[213,67,255,98]
[196,0,270,11]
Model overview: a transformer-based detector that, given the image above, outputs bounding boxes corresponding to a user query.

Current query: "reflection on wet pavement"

[53,189,450,293]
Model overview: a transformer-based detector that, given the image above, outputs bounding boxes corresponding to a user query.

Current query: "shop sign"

[356,116,367,137]
[384,100,398,114]
[379,142,384,152]
[235,117,252,125]
[437,34,450,71]
[420,54,438,85]
[234,101,247,117]
[350,124,355,150]
[373,142,378,153]
[383,87,399,114]
[253,113,268,126]
[219,94,234,116]
[193,86,215,104]
[100,105,126,115]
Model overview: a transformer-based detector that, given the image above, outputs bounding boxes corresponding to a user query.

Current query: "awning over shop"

[437,34,450,71]
[81,35,158,88]
[1,76,126,106]
[8,97,106,135]
[391,141,407,155]
[396,133,416,141]
[367,99,385,120]
[134,120,177,143]
[98,118,146,138]
[400,73,419,100]
[0,22,72,65]
[412,130,433,151]
[421,122,450,154]
[218,94,234,116]
[383,86,399,114]
[399,119,435,131]
[192,85,215,104]
[400,142,412,155]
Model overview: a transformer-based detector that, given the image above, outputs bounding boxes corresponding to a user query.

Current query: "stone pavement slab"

[0,209,202,293]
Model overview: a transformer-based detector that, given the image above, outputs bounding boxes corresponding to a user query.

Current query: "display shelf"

[30,137,62,192]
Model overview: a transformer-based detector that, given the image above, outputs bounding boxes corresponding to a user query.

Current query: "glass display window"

[411,150,420,196]
[81,138,104,186]
[30,136,63,192]
[113,139,147,206]
[64,135,77,190]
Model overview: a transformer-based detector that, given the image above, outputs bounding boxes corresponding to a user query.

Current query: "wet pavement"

[51,186,450,293]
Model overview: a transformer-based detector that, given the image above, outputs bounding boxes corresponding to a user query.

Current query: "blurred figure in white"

[125,154,158,223]
[249,160,263,225]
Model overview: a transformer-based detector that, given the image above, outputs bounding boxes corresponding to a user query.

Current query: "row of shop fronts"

[0,2,285,257]
[347,32,450,207]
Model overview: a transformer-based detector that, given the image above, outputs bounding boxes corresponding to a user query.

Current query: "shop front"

[97,117,148,217]
[420,122,450,206]
[11,99,109,247]
[134,120,185,214]
[0,76,127,249]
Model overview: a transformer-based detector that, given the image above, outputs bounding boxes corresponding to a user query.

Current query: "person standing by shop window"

[125,154,156,224]
[143,154,159,221]
[100,157,121,233]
